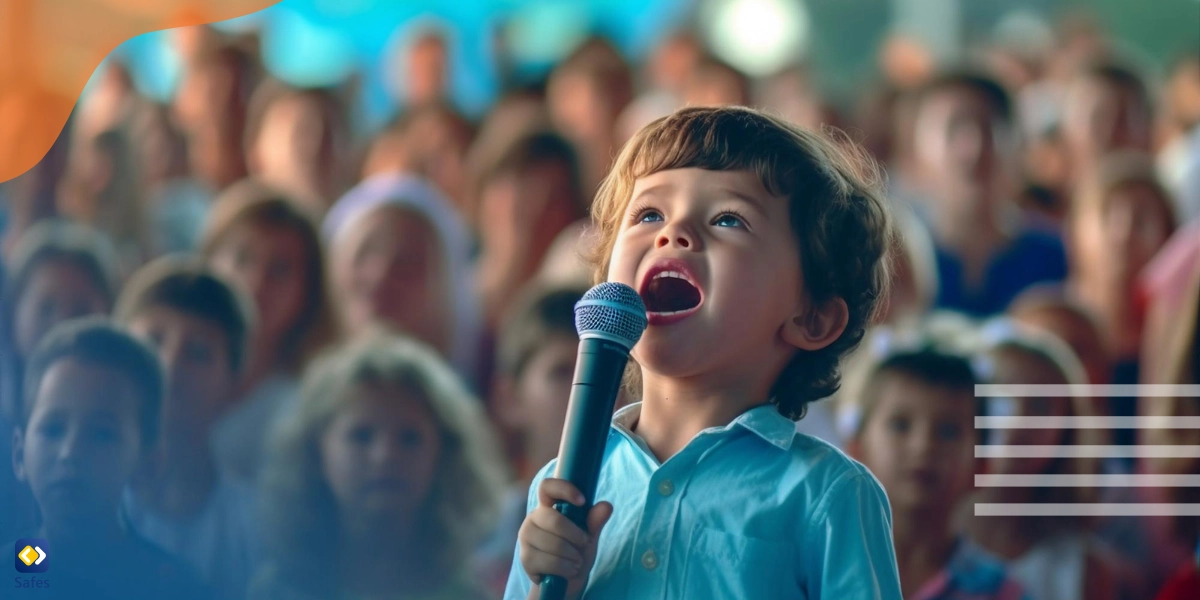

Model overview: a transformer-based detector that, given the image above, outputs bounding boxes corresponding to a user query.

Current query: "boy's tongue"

[644,276,701,313]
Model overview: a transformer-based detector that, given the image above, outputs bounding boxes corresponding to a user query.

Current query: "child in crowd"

[130,101,213,256]
[1061,62,1154,185]
[252,333,506,600]
[114,258,261,600]
[247,84,353,213]
[1,219,118,428]
[681,58,751,107]
[57,129,147,271]
[1008,288,1111,386]
[546,37,635,190]
[362,102,476,216]
[173,44,258,191]
[507,105,902,598]
[841,320,1028,600]
[201,181,340,482]
[910,72,1068,316]
[11,318,211,599]
[1066,153,1177,383]
[474,131,588,331]
[966,321,1139,600]
[324,173,482,383]
[477,283,588,594]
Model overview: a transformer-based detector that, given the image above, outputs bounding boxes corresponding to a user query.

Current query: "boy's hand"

[519,478,613,600]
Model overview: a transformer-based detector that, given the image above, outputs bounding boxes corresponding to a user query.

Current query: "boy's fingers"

[529,506,589,548]
[523,553,581,581]
[537,478,586,507]
[522,526,584,566]
[586,501,614,541]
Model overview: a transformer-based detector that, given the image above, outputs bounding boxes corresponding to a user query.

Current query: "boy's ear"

[12,428,26,482]
[783,297,849,352]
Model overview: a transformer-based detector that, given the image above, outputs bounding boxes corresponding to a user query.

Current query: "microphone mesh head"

[574,282,648,350]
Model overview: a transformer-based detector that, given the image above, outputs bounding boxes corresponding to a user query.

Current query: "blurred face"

[1071,183,1173,288]
[126,307,234,438]
[986,348,1072,475]
[1063,79,1152,166]
[14,359,144,529]
[407,112,472,207]
[14,260,110,358]
[478,161,579,279]
[549,72,619,143]
[1011,307,1110,386]
[607,168,804,382]
[914,87,1012,201]
[683,68,748,107]
[320,383,442,532]
[855,371,976,513]
[254,95,344,207]
[515,335,578,465]
[406,37,448,105]
[332,207,451,355]
[208,222,309,348]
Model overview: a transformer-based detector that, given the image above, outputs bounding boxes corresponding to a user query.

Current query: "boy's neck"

[892,508,958,598]
[634,371,772,463]
[136,445,219,518]
[337,522,432,596]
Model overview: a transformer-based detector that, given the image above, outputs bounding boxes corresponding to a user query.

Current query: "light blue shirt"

[503,402,902,600]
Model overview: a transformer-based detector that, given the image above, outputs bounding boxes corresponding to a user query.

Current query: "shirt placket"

[623,430,723,600]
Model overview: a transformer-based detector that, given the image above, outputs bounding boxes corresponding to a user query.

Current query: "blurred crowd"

[0,8,1198,600]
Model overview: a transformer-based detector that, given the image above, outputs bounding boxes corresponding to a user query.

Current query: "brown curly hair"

[586,106,894,419]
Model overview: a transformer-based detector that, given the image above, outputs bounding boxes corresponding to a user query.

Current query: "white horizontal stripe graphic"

[975,416,1200,429]
[975,384,1200,397]
[975,503,1200,516]
[975,445,1200,458]
[975,474,1200,487]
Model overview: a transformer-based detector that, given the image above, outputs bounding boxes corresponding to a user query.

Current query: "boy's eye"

[36,420,66,440]
[348,425,374,446]
[935,422,963,441]
[712,212,745,228]
[398,429,424,449]
[638,210,664,224]
[887,416,910,434]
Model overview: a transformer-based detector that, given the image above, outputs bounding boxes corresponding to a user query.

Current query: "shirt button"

[657,479,675,496]
[641,549,659,571]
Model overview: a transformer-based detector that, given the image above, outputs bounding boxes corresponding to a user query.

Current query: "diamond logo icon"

[14,539,48,573]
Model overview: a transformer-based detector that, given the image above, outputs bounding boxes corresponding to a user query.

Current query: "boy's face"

[321,383,442,530]
[607,168,807,383]
[332,207,451,355]
[914,87,1011,200]
[1071,183,1173,288]
[986,349,1071,476]
[854,371,976,514]
[14,358,144,528]
[254,96,342,204]
[513,334,579,464]
[126,306,234,438]
[1063,78,1151,163]
[14,260,110,358]
[209,222,308,347]
[478,161,579,274]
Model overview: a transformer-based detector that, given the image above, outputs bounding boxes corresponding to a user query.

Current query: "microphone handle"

[539,339,628,600]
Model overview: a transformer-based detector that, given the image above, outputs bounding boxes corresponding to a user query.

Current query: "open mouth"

[640,262,703,324]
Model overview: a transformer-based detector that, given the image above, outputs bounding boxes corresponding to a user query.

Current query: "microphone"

[540,282,647,600]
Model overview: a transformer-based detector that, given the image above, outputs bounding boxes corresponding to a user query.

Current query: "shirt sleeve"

[800,470,903,600]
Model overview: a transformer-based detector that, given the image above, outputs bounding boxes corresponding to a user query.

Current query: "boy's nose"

[655,226,697,250]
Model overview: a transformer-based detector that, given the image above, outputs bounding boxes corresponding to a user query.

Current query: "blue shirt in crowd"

[503,402,903,600]
[934,231,1068,316]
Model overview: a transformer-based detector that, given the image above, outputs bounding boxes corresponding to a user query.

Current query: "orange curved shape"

[0,0,282,183]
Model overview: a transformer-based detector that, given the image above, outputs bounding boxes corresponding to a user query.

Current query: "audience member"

[252,333,505,600]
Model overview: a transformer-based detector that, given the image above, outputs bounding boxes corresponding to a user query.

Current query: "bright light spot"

[701,0,810,77]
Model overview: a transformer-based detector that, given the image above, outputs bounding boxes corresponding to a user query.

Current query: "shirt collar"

[612,402,795,451]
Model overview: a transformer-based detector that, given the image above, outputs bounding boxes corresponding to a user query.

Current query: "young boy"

[113,257,260,600]
[505,106,903,599]
[910,72,1068,316]
[479,283,588,593]
[11,318,211,599]
[843,324,1028,600]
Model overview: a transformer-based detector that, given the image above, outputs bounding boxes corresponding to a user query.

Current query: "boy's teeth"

[653,271,686,281]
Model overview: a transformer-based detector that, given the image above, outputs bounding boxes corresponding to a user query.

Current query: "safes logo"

[14,540,48,573]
